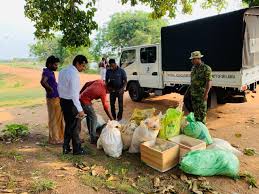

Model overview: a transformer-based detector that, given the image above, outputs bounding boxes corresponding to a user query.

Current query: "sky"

[0,0,243,60]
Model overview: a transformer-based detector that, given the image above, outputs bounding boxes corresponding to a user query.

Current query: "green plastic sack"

[180,149,239,178]
[183,112,213,145]
[159,108,183,139]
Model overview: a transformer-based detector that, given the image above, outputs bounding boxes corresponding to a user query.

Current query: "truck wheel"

[217,97,226,104]
[215,88,227,104]
[144,92,150,98]
[128,82,144,102]
[208,89,217,108]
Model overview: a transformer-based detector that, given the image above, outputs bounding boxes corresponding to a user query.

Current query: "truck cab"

[120,44,163,101]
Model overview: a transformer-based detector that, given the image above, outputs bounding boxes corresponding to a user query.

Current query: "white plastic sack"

[121,120,138,150]
[118,119,127,126]
[129,116,160,153]
[81,113,106,133]
[96,114,106,128]
[97,120,123,158]
[207,138,242,156]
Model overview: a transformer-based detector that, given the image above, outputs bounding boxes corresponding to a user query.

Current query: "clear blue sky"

[0,0,242,60]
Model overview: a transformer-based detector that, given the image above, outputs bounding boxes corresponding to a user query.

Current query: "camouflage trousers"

[191,96,207,124]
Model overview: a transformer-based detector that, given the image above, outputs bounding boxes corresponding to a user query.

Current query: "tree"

[25,0,259,48]
[29,36,94,68]
[106,11,167,47]
[121,0,228,18]
[29,36,67,63]
[90,28,114,62]
[24,0,97,47]
[243,0,259,6]
[90,11,168,60]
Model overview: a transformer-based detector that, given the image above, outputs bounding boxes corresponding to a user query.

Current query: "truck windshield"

[120,49,136,68]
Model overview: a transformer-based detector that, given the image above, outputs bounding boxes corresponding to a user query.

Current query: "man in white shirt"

[58,55,87,155]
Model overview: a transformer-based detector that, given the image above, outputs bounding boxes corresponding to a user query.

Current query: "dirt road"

[0,65,258,194]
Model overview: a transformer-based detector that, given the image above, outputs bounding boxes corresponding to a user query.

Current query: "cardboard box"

[140,138,180,172]
[168,135,206,158]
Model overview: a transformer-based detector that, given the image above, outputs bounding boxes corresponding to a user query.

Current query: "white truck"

[119,7,259,105]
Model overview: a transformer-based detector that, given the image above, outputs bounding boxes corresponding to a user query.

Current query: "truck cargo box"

[161,9,247,71]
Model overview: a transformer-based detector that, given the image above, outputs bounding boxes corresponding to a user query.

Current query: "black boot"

[63,146,72,154]
[90,137,98,145]
[73,149,87,155]
[63,137,72,154]
[73,144,87,155]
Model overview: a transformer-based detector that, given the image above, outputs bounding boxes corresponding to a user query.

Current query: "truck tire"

[128,82,144,102]
[217,97,226,104]
[208,89,217,108]
[143,92,150,98]
[215,87,227,104]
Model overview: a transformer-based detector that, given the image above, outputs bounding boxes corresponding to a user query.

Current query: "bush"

[1,124,29,140]
[31,179,56,193]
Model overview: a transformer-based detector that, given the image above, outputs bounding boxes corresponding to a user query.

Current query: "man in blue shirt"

[106,59,127,121]
[40,56,64,145]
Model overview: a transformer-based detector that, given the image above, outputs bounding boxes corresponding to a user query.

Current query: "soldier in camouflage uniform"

[189,51,212,124]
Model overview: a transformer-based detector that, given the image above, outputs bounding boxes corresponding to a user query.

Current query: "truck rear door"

[242,8,259,87]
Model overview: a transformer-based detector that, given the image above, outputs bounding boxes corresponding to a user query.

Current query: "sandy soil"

[0,65,259,194]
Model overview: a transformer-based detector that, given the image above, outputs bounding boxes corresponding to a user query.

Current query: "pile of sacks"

[180,113,241,178]
[96,107,242,178]
[97,108,162,157]
[97,107,183,157]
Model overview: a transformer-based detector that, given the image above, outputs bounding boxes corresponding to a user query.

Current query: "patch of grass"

[37,138,48,147]
[116,182,139,194]
[12,81,24,88]
[106,160,131,177]
[0,88,44,107]
[0,73,24,89]
[1,124,29,140]
[31,169,44,177]
[243,148,257,156]
[136,175,153,193]
[0,98,44,108]
[0,80,5,87]
[239,172,258,188]
[80,173,139,194]
[0,73,10,88]
[35,152,47,161]
[6,175,17,190]
[80,173,103,188]
[0,66,45,107]
[0,62,43,69]
[0,71,44,107]
[82,144,98,157]
[31,179,56,193]
[59,153,84,165]
[0,72,8,79]
[0,150,24,161]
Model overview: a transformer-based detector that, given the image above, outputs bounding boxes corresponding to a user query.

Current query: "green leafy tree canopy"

[25,0,259,48]
[91,11,168,60]
[243,0,259,6]
[24,0,98,47]
[29,36,93,67]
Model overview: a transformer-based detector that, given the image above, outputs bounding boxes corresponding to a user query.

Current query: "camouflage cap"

[189,51,204,59]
